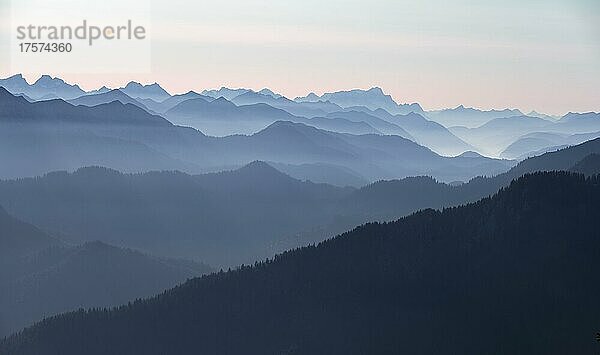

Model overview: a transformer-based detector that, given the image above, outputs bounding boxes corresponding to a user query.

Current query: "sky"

[0,0,599,115]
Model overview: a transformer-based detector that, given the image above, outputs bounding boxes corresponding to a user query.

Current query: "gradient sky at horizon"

[0,0,598,115]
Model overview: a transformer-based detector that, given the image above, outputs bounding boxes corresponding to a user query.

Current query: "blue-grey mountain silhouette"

[3,171,598,354]
[68,89,151,112]
[167,96,394,137]
[231,90,344,118]
[426,104,524,128]
[140,91,213,113]
[296,87,423,115]
[0,88,511,183]
[120,81,171,101]
[449,115,555,155]
[201,87,251,100]
[0,206,211,337]
[0,74,85,100]
[335,109,473,155]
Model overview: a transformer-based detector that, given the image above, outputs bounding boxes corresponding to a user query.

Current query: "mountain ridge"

[3,171,598,354]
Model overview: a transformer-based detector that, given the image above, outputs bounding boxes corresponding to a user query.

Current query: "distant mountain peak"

[5,73,26,82]
[33,75,71,88]
[562,112,598,120]
[264,120,300,129]
[258,88,282,99]
[304,92,320,100]
[230,160,296,182]
[33,75,81,90]
[367,87,384,94]
[124,81,164,90]
[211,96,236,106]
[35,74,59,83]
[457,150,484,158]
[125,81,143,88]
[0,74,29,91]
[121,81,170,101]
[239,160,278,173]
[201,87,251,101]
[255,120,308,136]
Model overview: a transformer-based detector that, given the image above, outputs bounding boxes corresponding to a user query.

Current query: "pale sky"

[0,0,599,115]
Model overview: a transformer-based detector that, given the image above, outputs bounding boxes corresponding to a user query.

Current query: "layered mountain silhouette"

[500,131,600,160]
[3,171,598,354]
[527,110,559,121]
[449,115,554,155]
[426,105,524,128]
[1,137,596,268]
[0,74,86,100]
[211,121,510,182]
[0,89,508,182]
[556,112,600,133]
[139,91,214,113]
[295,87,423,115]
[324,110,414,140]
[268,162,369,187]
[295,88,422,114]
[3,74,596,160]
[85,86,112,96]
[202,87,251,100]
[0,87,169,126]
[2,73,600,354]
[0,205,62,263]
[448,112,600,157]
[337,137,600,224]
[119,82,171,102]
[0,207,212,337]
[0,88,192,179]
[166,96,386,137]
[339,108,474,155]
[0,164,351,266]
[165,96,292,135]
[68,89,152,112]
[231,90,345,118]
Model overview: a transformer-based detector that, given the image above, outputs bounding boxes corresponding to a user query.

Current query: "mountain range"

[295,87,424,115]
[119,81,171,102]
[450,113,600,157]
[0,88,511,182]
[425,105,525,128]
[3,171,598,354]
[2,74,597,160]
[0,206,212,337]
[1,73,600,351]
[0,74,86,101]
[67,89,153,112]
[1,138,597,268]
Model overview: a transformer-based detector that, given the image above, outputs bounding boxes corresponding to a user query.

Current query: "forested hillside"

[3,171,599,354]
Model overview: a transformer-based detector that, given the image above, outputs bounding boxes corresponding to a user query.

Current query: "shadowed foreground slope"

[0,207,212,337]
[2,171,599,354]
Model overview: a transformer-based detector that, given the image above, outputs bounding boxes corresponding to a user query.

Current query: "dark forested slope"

[3,171,599,354]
